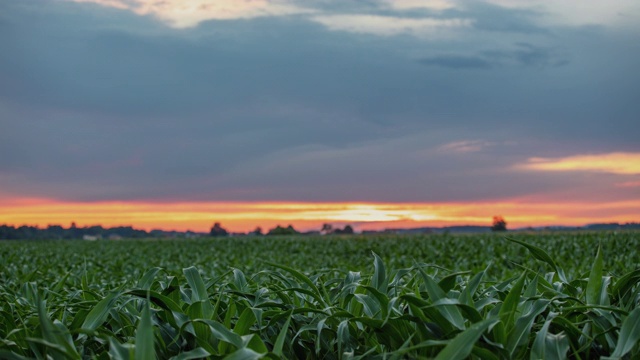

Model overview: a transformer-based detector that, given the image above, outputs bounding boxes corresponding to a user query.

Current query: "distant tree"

[491,216,507,232]
[332,225,355,235]
[210,222,229,237]
[69,222,80,238]
[321,223,333,234]
[267,224,299,236]
[252,226,263,236]
[46,225,66,239]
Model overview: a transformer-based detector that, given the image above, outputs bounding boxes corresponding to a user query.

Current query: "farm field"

[1,231,639,359]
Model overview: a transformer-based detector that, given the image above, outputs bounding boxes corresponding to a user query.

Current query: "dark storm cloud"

[0,0,639,203]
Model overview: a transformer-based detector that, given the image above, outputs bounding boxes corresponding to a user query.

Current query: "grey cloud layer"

[0,0,639,203]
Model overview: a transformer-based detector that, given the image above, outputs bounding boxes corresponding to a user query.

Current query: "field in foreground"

[0,232,639,359]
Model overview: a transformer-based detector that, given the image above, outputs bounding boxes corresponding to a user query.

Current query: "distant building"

[83,235,101,241]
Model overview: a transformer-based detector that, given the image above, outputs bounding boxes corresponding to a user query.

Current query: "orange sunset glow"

[520,152,640,175]
[2,198,639,232]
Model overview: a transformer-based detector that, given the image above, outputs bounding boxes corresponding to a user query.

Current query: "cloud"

[519,153,640,175]
[67,0,314,28]
[438,140,495,153]
[420,43,568,69]
[310,14,472,37]
[419,55,492,69]
[384,0,456,11]
[0,0,639,211]
[485,0,640,28]
[482,43,568,68]
[616,181,640,188]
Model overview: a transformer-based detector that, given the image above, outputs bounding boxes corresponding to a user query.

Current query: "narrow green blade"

[586,246,603,305]
[81,292,118,331]
[610,307,640,358]
[135,299,155,360]
[371,252,388,294]
[434,318,498,360]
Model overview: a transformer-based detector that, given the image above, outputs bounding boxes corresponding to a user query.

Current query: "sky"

[1,0,639,232]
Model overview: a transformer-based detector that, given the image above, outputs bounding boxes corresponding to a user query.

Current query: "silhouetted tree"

[491,216,507,232]
[267,224,299,236]
[321,223,333,234]
[332,225,355,235]
[210,222,229,237]
[252,226,263,236]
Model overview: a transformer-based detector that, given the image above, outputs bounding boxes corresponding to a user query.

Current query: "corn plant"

[0,232,639,358]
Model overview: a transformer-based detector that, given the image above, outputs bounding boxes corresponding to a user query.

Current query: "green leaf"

[507,238,567,283]
[337,320,351,355]
[506,299,550,356]
[353,294,380,318]
[183,267,213,321]
[418,265,465,330]
[232,269,248,292]
[531,317,570,360]
[234,307,256,336]
[224,348,263,360]
[0,351,30,360]
[36,301,81,360]
[434,318,498,360]
[610,307,640,358]
[460,265,488,306]
[612,268,640,299]
[193,319,244,349]
[24,338,78,360]
[81,292,119,330]
[243,334,268,354]
[183,267,208,302]
[265,262,325,306]
[360,285,390,320]
[272,311,292,356]
[586,246,603,305]
[109,338,135,360]
[136,268,162,290]
[499,272,526,331]
[371,252,388,294]
[135,299,155,360]
[168,348,210,360]
[125,289,183,314]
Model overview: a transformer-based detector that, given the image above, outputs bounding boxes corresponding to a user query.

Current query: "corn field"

[1,232,639,359]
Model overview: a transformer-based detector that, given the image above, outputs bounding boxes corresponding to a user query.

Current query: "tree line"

[0,223,150,240]
[0,222,356,240]
[209,223,354,237]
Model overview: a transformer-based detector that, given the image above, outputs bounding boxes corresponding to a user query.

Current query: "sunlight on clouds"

[68,0,313,28]
[438,140,494,154]
[616,181,640,188]
[2,199,639,232]
[385,0,456,11]
[519,152,640,175]
[72,0,130,10]
[292,204,439,222]
[310,15,472,37]
[67,0,470,34]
